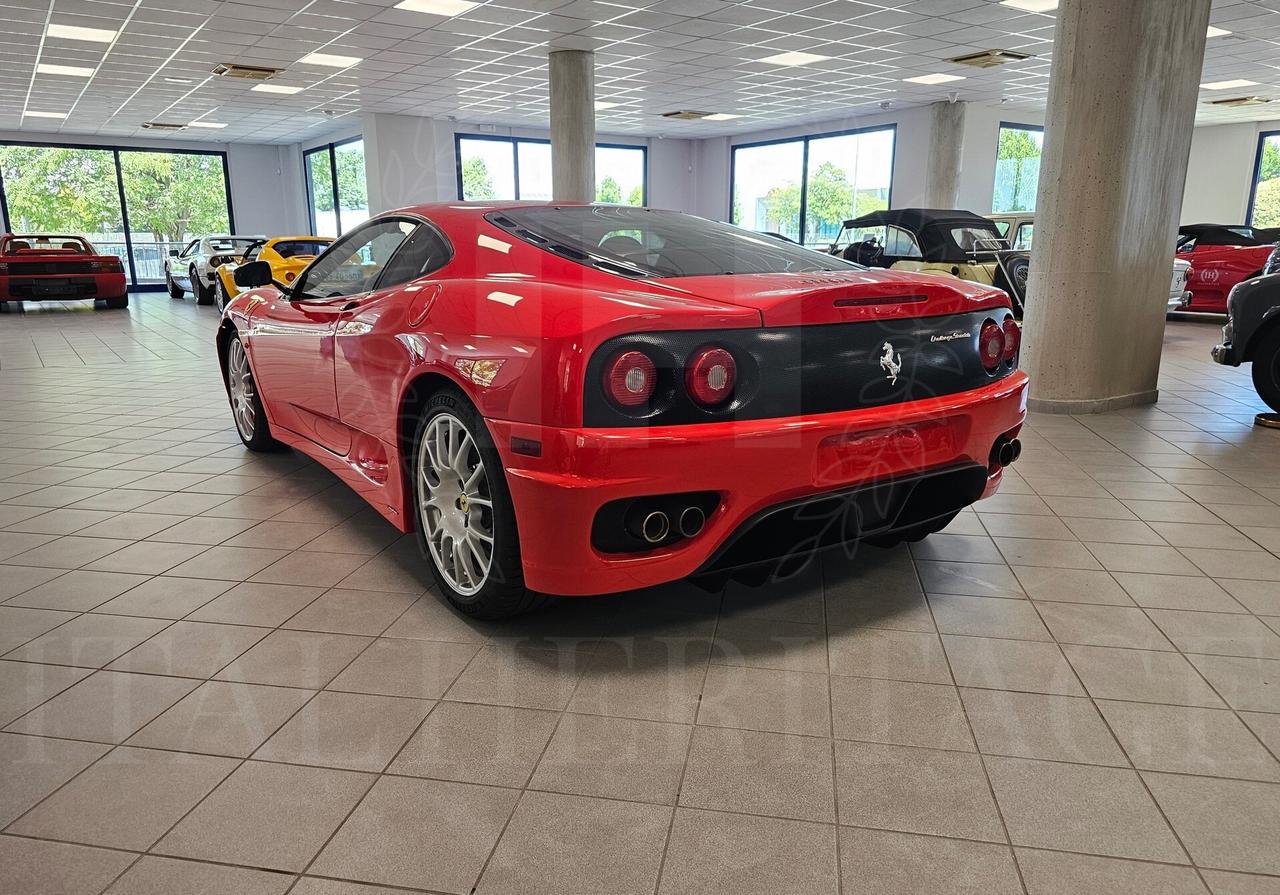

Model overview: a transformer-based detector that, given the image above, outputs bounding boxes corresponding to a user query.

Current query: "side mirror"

[233,260,274,288]
[168,249,179,257]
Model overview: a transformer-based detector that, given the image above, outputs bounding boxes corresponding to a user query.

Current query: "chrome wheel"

[227,339,257,440]
[417,412,494,596]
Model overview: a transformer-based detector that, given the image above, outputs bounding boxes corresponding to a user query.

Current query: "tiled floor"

[1,298,1279,894]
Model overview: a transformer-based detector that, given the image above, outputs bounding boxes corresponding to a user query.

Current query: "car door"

[172,240,197,281]
[334,220,454,442]
[246,218,418,455]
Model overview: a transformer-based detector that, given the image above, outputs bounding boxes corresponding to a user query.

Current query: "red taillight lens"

[1001,316,1020,364]
[979,320,1004,371]
[686,347,737,406]
[605,350,656,407]
[284,271,296,283]
[90,258,123,272]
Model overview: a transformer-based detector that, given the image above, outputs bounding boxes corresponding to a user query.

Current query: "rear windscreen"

[487,205,861,279]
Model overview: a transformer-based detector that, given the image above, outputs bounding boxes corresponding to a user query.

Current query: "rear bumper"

[1168,290,1191,311]
[489,371,1029,595]
[0,273,126,300]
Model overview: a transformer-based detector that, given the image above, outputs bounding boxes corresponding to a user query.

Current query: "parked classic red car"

[1176,224,1279,314]
[218,203,1028,617]
[0,234,128,310]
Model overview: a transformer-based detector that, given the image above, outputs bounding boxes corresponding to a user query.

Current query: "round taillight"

[979,320,1004,371]
[284,271,296,283]
[1001,316,1020,363]
[605,350,656,407]
[686,347,737,406]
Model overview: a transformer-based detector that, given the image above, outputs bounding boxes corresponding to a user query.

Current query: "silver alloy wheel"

[227,339,257,440]
[417,412,494,596]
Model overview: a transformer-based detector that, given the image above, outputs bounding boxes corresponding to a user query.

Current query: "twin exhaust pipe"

[993,437,1023,469]
[632,504,707,545]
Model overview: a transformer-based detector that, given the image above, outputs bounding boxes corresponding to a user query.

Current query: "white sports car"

[164,235,263,305]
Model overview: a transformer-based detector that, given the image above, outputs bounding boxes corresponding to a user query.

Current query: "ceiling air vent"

[948,49,1033,68]
[211,62,285,81]
[661,110,714,120]
[1209,96,1272,107]
[141,121,187,131]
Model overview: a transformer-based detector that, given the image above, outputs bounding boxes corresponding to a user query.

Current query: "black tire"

[104,295,128,310]
[224,333,282,452]
[1251,326,1280,414]
[215,278,230,312]
[166,271,183,298]
[192,266,213,306]
[411,386,546,619]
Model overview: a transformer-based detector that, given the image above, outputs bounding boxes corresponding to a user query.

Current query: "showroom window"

[305,137,369,237]
[1248,131,1280,228]
[0,141,233,290]
[455,135,647,205]
[730,125,895,248]
[992,123,1044,214]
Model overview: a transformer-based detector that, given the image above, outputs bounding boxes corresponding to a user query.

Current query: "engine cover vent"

[212,63,285,80]
[948,49,1033,68]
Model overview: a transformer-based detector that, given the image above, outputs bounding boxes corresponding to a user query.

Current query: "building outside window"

[992,123,1044,214]
[456,135,647,205]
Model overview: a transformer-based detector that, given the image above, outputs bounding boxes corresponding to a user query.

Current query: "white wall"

[1181,122,1265,224]
[227,144,307,235]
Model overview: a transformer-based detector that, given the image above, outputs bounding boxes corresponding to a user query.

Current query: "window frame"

[0,139,234,292]
[304,135,365,236]
[453,134,649,204]
[728,123,897,246]
[1247,129,1280,227]
[992,121,1045,215]
[293,215,420,301]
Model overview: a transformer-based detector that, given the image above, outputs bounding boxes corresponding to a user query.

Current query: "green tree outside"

[1252,177,1280,228]
[626,184,644,206]
[0,145,123,234]
[995,127,1042,212]
[462,156,496,200]
[118,151,230,243]
[596,175,622,204]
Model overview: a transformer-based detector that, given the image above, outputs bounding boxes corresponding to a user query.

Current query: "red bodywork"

[1178,243,1272,314]
[219,203,1029,596]
[0,234,127,303]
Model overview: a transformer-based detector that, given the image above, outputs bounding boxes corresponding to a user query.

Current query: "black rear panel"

[4,261,96,275]
[584,309,1016,427]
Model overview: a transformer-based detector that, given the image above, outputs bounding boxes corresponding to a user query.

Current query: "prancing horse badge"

[878,341,903,385]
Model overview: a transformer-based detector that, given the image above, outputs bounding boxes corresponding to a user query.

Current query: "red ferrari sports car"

[1176,224,1278,314]
[219,204,1028,617]
[0,234,128,310]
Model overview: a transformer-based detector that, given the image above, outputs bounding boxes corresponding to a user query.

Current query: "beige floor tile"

[282,587,416,636]
[5,670,198,743]
[0,835,135,895]
[291,880,413,895]
[225,520,335,549]
[840,827,1022,895]
[1113,572,1247,612]
[1222,579,1280,616]
[326,636,479,698]
[1242,711,1280,755]
[92,576,233,619]
[722,565,825,623]
[943,635,1084,695]
[0,660,91,726]
[0,732,108,827]
[659,808,838,895]
[1037,602,1175,650]
[1016,848,1209,895]
[679,725,835,822]
[917,560,1026,598]
[979,512,1075,540]
[1145,772,1280,875]
[996,537,1105,570]
[154,760,375,873]
[5,613,170,667]
[911,534,1005,564]
[830,676,972,751]
[986,756,1186,862]
[1099,700,1280,781]
[834,740,1005,841]
[146,515,258,545]
[960,688,1127,765]
[444,642,589,711]
[477,790,670,895]
[6,535,133,569]
[102,856,294,895]
[253,690,431,771]
[1062,517,1167,545]
[566,647,707,724]
[0,605,77,653]
[827,627,951,684]
[165,544,291,581]
[1012,566,1133,605]
[187,581,325,627]
[1188,654,1280,712]
[1182,548,1280,581]
[530,713,690,804]
[710,615,827,673]
[1200,870,1280,895]
[9,745,235,850]
[214,629,372,688]
[5,569,151,611]
[5,507,118,536]
[0,565,65,601]
[128,680,313,757]
[389,700,557,786]
[107,620,266,678]
[1064,644,1225,707]
[380,595,489,643]
[1085,543,1203,576]
[929,593,1052,640]
[1149,609,1280,658]
[83,540,208,575]
[251,551,369,587]
[697,663,830,736]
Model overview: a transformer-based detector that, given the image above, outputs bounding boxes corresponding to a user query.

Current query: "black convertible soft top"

[1178,223,1278,247]
[842,208,1003,263]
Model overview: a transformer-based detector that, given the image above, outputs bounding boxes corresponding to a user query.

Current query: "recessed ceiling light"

[47,23,118,42]
[188,121,227,128]
[594,101,619,110]
[704,113,741,120]
[903,73,966,85]
[298,51,362,67]
[758,51,830,66]
[251,83,304,94]
[999,0,1057,11]
[164,76,194,84]
[1201,79,1259,90]
[36,63,95,77]
[1206,25,1232,37]
[393,0,479,15]
[24,110,67,119]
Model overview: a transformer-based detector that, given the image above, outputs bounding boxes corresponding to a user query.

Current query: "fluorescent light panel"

[999,0,1058,11]
[704,113,740,120]
[164,76,193,84]
[1201,79,1258,90]
[251,83,303,94]
[594,101,619,109]
[36,63,95,77]
[24,110,67,119]
[47,22,118,42]
[393,0,479,15]
[759,51,830,66]
[298,51,361,67]
[904,73,966,85]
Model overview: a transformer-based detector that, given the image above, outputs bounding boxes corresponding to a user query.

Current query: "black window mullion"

[798,137,811,247]
[329,144,342,233]
[113,150,140,288]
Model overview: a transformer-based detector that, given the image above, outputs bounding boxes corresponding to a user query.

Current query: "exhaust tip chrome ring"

[641,511,670,543]
[678,506,706,538]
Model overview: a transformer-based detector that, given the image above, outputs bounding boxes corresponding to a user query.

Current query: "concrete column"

[925,100,966,208]
[549,49,596,202]
[1021,0,1210,413]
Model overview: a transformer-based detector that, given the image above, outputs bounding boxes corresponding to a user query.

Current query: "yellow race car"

[213,236,333,310]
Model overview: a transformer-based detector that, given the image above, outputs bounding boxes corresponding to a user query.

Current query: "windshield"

[487,206,861,278]
[272,240,330,258]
